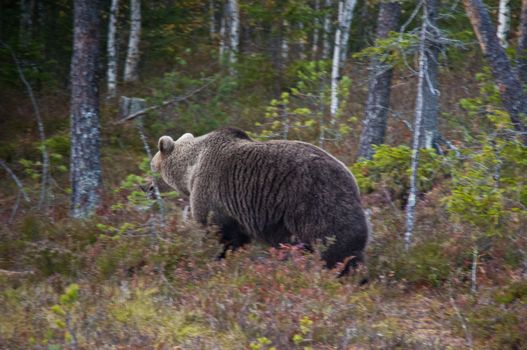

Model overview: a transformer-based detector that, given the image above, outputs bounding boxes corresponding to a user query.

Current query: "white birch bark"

[330,1,343,126]
[404,6,429,251]
[209,0,216,39]
[281,20,289,68]
[124,0,141,82]
[107,0,120,97]
[219,14,226,62]
[322,0,332,59]
[227,0,240,74]
[312,0,320,58]
[298,22,306,60]
[339,0,357,65]
[497,0,510,48]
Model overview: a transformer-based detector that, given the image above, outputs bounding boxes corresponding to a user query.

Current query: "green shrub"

[351,144,447,198]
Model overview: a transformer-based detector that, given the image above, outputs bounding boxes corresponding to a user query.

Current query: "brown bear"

[150,127,368,274]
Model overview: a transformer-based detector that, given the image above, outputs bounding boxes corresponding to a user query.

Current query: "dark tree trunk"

[518,0,527,85]
[463,0,527,145]
[358,1,401,160]
[70,0,103,218]
[419,0,440,150]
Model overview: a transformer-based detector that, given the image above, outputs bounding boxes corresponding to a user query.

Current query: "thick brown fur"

[151,127,369,273]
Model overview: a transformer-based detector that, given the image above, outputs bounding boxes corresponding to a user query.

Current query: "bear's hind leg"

[216,219,251,260]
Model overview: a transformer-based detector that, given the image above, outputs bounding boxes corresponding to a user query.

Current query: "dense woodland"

[1,0,527,348]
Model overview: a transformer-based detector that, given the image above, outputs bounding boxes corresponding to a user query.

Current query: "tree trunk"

[227,0,239,75]
[322,0,332,59]
[339,0,357,66]
[518,0,527,85]
[330,0,343,129]
[312,0,320,59]
[281,20,289,69]
[330,0,357,134]
[107,0,120,97]
[419,0,441,150]
[298,22,306,60]
[219,12,226,62]
[405,3,429,251]
[19,0,35,45]
[497,0,510,48]
[70,0,103,218]
[358,1,401,160]
[124,0,141,82]
[463,0,527,145]
[209,0,216,40]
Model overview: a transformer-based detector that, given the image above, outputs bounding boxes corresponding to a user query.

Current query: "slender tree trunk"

[19,0,35,45]
[209,0,216,40]
[463,0,527,145]
[70,0,103,218]
[1,41,50,208]
[312,0,320,59]
[518,0,527,85]
[339,0,357,66]
[227,0,239,75]
[298,22,306,60]
[124,0,141,82]
[330,1,343,129]
[107,0,120,97]
[497,0,510,48]
[419,0,441,149]
[219,13,226,62]
[281,20,289,69]
[405,3,429,251]
[330,0,357,133]
[322,0,332,59]
[358,1,401,160]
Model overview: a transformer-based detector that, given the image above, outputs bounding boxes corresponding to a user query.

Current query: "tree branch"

[0,40,50,209]
[0,160,30,203]
[116,77,217,123]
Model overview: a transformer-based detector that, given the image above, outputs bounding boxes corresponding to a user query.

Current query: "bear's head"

[151,133,195,195]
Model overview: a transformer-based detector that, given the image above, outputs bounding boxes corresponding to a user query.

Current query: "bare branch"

[116,77,217,123]
[0,40,49,209]
[0,160,30,203]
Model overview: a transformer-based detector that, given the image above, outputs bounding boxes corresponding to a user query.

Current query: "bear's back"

[199,133,363,240]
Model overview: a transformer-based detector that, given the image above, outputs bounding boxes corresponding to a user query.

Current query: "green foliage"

[253,60,354,144]
[353,32,417,68]
[351,144,447,198]
[445,69,527,236]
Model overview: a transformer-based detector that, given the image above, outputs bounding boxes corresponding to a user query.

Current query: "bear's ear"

[176,133,194,143]
[158,136,175,154]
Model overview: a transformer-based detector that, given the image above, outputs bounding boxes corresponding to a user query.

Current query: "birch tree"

[107,0,120,97]
[312,0,320,58]
[281,20,289,69]
[518,0,527,85]
[338,0,356,65]
[330,0,357,133]
[209,0,216,40]
[227,0,240,75]
[322,0,333,59]
[405,1,429,250]
[219,13,226,62]
[463,0,527,146]
[124,0,141,82]
[70,0,103,218]
[497,0,510,48]
[358,1,401,160]
[419,0,441,150]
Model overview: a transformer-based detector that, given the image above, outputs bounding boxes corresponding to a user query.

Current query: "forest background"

[1,0,527,349]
